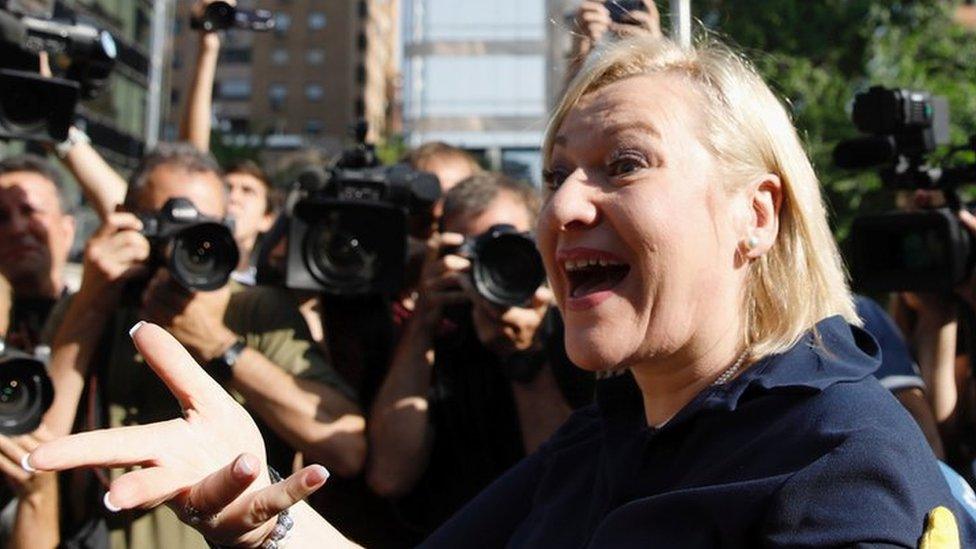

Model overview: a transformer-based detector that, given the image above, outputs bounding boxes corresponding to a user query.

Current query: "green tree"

[690,0,976,239]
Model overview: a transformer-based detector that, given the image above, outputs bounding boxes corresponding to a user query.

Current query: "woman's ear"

[741,174,782,259]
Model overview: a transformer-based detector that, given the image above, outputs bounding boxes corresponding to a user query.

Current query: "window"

[274,13,292,34]
[269,84,288,110]
[305,119,324,135]
[220,48,252,64]
[309,12,327,30]
[305,49,325,65]
[304,84,324,101]
[220,79,252,100]
[271,49,289,65]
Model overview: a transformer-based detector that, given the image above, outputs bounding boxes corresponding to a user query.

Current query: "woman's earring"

[745,235,760,250]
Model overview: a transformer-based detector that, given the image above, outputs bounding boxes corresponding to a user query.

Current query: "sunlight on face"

[538,73,745,372]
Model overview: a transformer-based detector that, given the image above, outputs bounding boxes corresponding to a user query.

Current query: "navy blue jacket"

[422,316,976,547]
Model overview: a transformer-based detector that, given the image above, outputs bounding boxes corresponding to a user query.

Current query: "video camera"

[835,86,976,292]
[190,1,274,33]
[0,339,53,436]
[261,123,441,297]
[0,0,117,142]
[140,198,240,292]
[444,224,546,307]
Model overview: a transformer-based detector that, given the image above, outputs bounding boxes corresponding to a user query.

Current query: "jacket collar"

[596,315,881,426]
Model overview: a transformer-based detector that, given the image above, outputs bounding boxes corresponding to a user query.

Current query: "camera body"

[282,163,440,297]
[139,198,240,292]
[0,340,53,436]
[445,224,546,307]
[605,0,647,24]
[836,86,976,292]
[0,1,117,142]
[190,1,274,32]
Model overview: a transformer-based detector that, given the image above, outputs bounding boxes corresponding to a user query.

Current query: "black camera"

[605,0,647,24]
[836,86,976,292]
[263,125,440,297]
[446,224,547,307]
[139,198,240,292]
[190,1,274,32]
[0,0,117,142]
[0,340,53,436]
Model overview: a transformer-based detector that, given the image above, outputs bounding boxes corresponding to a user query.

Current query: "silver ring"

[183,501,218,527]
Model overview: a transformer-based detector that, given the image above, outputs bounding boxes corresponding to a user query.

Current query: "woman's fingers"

[107,466,188,511]
[28,420,181,471]
[186,454,261,519]
[236,465,330,530]
[129,322,229,412]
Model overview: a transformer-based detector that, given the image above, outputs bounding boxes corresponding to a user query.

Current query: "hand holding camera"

[469,286,553,361]
[414,232,470,330]
[78,212,150,302]
[140,270,236,364]
[574,1,660,51]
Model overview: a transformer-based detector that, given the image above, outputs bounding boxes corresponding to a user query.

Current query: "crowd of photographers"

[3,0,976,548]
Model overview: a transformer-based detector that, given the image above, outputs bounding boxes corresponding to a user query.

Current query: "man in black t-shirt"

[368,173,593,540]
[0,154,75,352]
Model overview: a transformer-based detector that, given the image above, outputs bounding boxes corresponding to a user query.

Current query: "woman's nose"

[544,169,600,233]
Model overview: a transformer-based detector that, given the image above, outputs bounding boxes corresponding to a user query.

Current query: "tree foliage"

[689,0,976,239]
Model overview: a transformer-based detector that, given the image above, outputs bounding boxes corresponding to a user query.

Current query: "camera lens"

[170,222,239,291]
[305,219,376,286]
[0,79,45,132]
[473,231,546,307]
[0,355,53,436]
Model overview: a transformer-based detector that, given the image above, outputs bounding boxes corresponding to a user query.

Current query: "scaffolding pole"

[670,0,691,48]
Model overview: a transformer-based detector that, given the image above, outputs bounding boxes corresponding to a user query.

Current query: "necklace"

[712,350,749,386]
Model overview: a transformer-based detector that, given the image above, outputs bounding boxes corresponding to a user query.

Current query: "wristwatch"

[206,339,246,383]
[54,126,90,159]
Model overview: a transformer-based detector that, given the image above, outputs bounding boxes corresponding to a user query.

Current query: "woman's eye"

[608,156,646,177]
[542,168,570,191]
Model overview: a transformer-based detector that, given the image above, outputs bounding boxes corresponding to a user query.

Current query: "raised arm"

[367,232,468,497]
[179,1,226,151]
[55,127,129,221]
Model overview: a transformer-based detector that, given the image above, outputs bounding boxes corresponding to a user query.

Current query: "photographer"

[368,172,591,538]
[180,0,277,285]
[41,143,363,549]
[0,155,75,352]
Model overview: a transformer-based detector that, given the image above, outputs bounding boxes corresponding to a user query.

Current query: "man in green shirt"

[42,143,364,549]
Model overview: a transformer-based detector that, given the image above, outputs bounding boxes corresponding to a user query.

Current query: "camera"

[445,224,547,307]
[836,86,976,292]
[0,339,53,436]
[139,197,240,292]
[0,0,117,142]
[190,1,275,32]
[262,124,440,297]
[605,0,647,24]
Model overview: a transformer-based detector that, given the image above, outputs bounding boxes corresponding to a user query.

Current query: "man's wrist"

[202,329,240,363]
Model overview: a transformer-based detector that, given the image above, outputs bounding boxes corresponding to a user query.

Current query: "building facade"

[166,0,400,166]
[401,0,551,184]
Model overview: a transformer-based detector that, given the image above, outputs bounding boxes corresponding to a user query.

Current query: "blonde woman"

[26,35,973,547]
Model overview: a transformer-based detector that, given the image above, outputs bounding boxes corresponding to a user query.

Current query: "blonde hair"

[545,34,858,359]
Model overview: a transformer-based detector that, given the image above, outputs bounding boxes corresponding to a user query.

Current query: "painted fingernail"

[304,465,330,489]
[20,454,36,473]
[233,454,256,478]
[103,492,122,513]
[128,321,147,338]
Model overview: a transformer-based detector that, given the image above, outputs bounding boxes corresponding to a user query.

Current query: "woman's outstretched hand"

[26,322,331,547]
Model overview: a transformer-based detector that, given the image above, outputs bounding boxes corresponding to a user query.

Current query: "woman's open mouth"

[565,259,630,297]
[558,249,631,309]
